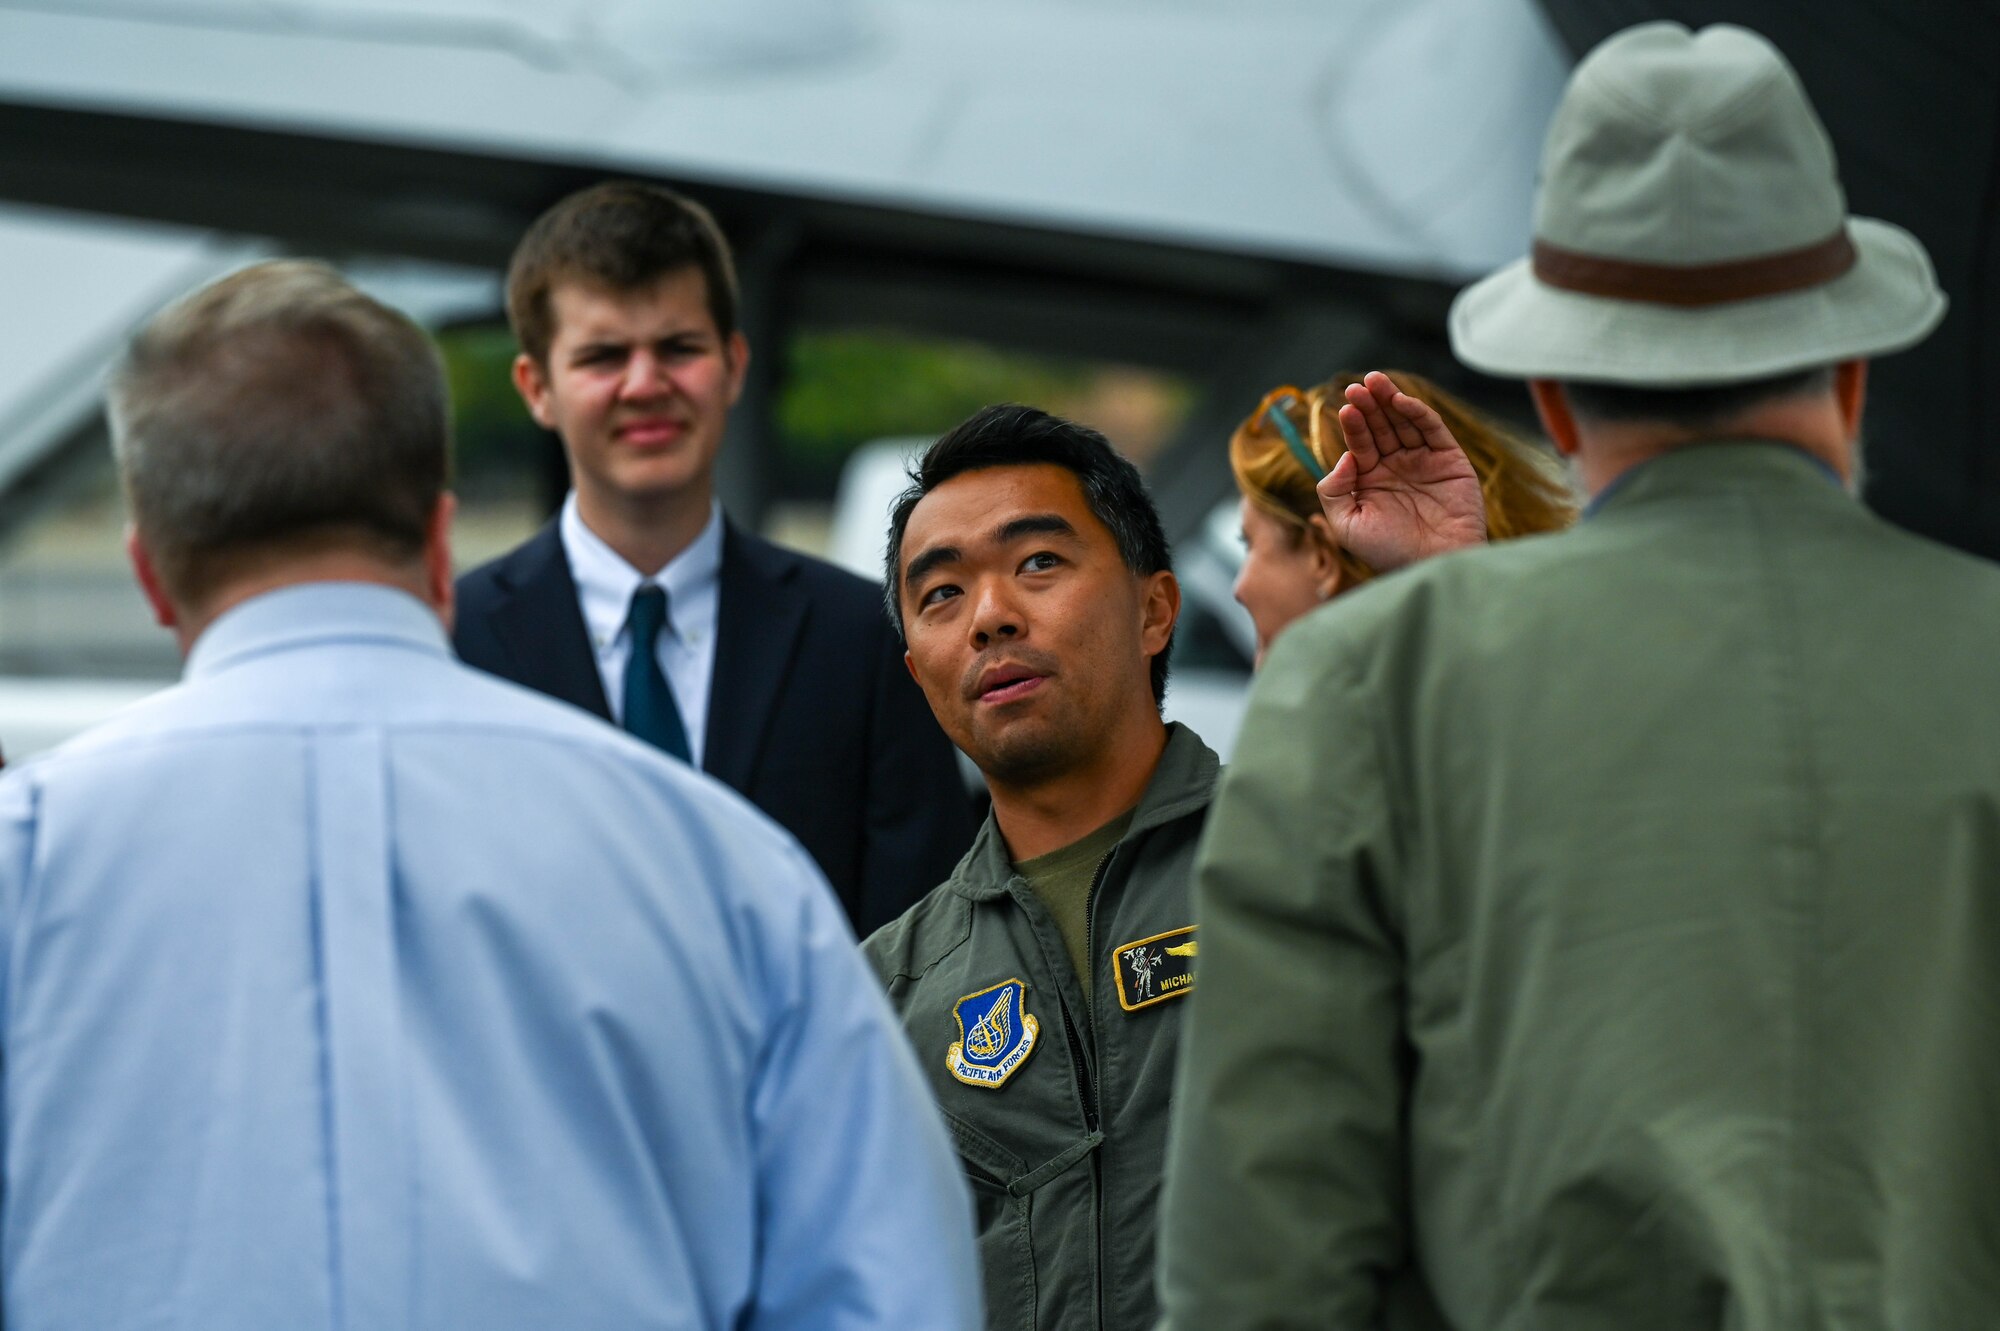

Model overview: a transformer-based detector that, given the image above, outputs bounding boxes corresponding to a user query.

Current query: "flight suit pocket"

[947,1113,1036,1331]
[946,1111,1106,1331]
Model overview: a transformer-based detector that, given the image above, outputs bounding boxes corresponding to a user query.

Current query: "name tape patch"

[1113,926,1196,1012]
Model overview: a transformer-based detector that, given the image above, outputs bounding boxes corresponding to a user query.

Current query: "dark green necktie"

[622,584,691,762]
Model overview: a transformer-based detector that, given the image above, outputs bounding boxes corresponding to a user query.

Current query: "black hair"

[1562,366,1835,429]
[884,404,1175,708]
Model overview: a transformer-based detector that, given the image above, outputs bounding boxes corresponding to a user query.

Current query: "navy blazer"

[453,519,976,935]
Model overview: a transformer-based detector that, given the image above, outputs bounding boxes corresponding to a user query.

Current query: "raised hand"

[1316,371,1487,572]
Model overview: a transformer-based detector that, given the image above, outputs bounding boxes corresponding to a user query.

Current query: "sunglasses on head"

[1252,385,1338,481]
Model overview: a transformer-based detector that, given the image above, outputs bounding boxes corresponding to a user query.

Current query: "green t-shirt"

[1014,809,1134,1001]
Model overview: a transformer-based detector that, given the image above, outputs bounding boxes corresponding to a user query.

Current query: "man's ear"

[1528,380,1581,457]
[424,492,457,630]
[1140,569,1181,660]
[1834,359,1869,439]
[725,330,751,407]
[512,353,555,430]
[126,526,178,630]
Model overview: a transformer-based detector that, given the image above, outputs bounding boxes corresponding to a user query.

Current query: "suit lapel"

[705,523,809,790]
[486,521,613,722]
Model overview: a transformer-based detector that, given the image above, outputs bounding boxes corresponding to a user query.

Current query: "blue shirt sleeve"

[743,840,982,1331]
[0,768,32,1031]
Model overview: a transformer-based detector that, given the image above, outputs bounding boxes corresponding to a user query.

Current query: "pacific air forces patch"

[1113,926,1196,1012]
[947,978,1040,1089]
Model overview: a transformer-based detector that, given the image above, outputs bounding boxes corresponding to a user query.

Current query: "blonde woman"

[1229,369,1576,661]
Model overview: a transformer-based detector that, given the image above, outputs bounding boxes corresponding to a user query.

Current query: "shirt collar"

[560,492,725,647]
[185,582,449,681]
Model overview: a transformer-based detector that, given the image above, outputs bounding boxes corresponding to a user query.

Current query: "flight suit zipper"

[1060,1003,1099,1133]
[1081,848,1116,1330]
[1066,849,1112,1128]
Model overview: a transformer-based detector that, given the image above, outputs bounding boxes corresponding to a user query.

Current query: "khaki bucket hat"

[1449,22,1945,385]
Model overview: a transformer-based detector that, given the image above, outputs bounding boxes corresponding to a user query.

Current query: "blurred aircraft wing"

[0,0,1567,278]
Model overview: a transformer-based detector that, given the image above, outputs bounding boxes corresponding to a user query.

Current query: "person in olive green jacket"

[1160,22,2000,1331]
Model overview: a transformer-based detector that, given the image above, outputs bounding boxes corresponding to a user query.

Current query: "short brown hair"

[108,260,449,605]
[506,181,739,363]
[1229,370,1578,588]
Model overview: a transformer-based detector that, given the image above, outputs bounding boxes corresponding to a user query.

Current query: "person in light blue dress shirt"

[0,260,979,1331]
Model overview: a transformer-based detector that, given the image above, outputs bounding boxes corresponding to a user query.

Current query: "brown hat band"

[1532,229,1858,307]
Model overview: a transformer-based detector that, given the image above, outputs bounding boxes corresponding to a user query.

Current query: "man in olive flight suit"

[863,405,1212,1331]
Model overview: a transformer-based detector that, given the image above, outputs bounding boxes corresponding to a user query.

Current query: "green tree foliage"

[438,323,1172,503]
[438,324,546,490]
[777,331,1092,485]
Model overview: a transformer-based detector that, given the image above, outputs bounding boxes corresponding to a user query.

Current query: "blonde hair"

[1228,370,1577,588]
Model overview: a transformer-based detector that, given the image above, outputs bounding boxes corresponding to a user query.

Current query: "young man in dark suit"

[454,182,974,934]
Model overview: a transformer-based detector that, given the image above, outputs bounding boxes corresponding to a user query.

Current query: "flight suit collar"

[948,721,1221,903]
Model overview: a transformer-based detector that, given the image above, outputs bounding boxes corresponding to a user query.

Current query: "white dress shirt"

[560,491,722,768]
